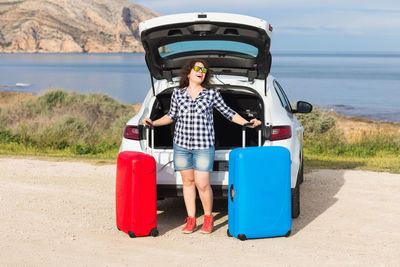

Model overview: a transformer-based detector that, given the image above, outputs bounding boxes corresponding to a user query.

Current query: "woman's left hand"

[249,118,262,128]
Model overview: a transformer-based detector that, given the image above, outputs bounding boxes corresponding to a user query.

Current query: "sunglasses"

[193,65,208,73]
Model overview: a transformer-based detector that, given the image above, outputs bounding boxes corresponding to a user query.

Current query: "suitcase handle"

[242,123,262,148]
[242,122,254,129]
[230,184,235,201]
[144,121,153,127]
[145,123,154,155]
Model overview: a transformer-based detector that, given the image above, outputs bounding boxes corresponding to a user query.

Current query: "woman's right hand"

[142,118,153,127]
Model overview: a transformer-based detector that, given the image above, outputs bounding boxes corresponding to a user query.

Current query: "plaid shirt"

[168,87,237,150]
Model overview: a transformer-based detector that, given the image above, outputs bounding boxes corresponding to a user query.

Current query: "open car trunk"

[140,13,272,82]
[148,86,265,149]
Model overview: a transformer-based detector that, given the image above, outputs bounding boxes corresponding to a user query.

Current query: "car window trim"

[273,80,292,113]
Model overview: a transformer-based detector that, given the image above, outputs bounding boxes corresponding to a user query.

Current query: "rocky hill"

[0,0,160,53]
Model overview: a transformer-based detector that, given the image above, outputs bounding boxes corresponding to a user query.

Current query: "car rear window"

[158,40,258,59]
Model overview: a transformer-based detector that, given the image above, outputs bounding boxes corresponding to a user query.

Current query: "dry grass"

[297,108,400,173]
[132,103,142,113]
[334,113,400,142]
[0,91,35,108]
[304,152,400,174]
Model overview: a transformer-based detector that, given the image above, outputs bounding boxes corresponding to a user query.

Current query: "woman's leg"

[192,146,215,215]
[181,169,196,217]
[194,170,213,215]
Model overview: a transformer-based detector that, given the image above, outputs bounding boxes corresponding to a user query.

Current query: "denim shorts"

[173,143,215,172]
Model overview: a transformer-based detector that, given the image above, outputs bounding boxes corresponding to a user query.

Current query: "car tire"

[291,183,300,218]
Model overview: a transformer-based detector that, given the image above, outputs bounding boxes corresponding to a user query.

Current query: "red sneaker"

[182,216,196,234]
[200,215,214,234]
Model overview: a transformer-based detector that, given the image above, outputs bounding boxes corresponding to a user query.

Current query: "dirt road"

[0,158,399,266]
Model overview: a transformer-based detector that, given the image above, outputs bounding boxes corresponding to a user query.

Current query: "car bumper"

[157,184,229,199]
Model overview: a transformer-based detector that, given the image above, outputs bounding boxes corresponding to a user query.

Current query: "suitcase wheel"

[227,229,232,237]
[238,234,247,241]
[150,228,159,237]
[128,231,136,238]
[285,230,291,238]
[117,227,121,231]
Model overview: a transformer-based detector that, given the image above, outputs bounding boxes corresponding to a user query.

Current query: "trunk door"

[139,13,272,81]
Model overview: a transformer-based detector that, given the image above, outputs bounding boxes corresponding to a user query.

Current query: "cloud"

[135,0,400,10]
[277,9,400,35]
[134,0,400,36]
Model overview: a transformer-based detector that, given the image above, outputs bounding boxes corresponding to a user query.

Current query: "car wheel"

[291,184,300,218]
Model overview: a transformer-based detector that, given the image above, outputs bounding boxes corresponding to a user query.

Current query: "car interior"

[147,85,266,150]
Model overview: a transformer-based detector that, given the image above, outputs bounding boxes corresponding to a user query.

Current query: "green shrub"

[38,90,68,111]
[72,142,118,155]
[0,90,137,155]
[296,107,400,157]
[296,107,335,138]
[0,130,22,144]
[304,124,400,157]
[38,116,90,147]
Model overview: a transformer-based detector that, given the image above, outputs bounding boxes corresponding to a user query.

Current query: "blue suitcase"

[227,124,292,240]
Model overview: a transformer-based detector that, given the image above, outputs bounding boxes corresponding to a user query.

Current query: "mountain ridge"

[0,0,160,53]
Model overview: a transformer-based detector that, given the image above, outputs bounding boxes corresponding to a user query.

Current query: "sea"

[1,52,399,122]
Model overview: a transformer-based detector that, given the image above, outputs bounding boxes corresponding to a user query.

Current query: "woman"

[143,59,261,234]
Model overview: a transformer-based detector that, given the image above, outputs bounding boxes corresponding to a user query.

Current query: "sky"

[133,0,400,52]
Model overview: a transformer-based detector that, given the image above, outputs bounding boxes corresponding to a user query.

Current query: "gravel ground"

[0,158,399,266]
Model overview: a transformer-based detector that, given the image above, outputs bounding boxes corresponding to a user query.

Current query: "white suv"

[119,13,312,218]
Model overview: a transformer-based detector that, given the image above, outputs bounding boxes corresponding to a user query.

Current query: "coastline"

[1,51,400,122]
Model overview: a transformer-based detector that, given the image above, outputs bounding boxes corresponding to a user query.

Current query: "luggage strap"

[158,160,173,172]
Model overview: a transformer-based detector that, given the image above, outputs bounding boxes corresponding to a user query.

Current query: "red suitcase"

[116,151,158,238]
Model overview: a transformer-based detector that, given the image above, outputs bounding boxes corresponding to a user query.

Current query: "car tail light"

[270,126,291,141]
[124,125,140,140]
[269,24,273,32]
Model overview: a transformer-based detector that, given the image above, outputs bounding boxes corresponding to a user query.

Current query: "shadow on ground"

[291,169,345,235]
[157,169,345,237]
[156,196,228,235]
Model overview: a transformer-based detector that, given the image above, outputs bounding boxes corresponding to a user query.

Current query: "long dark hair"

[178,59,213,89]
